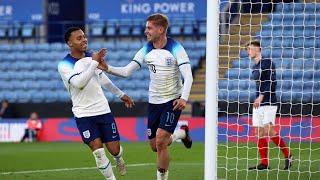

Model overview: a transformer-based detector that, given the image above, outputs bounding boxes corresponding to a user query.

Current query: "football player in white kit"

[58,27,134,179]
[99,14,193,180]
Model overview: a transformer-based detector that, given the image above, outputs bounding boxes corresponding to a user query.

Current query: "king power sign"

[87,0,206,21]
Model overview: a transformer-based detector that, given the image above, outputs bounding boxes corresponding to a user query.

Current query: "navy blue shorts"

[147,99,182,139]
[75,113,120,144]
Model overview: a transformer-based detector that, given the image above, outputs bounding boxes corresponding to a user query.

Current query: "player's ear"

[158,26,164,34]
[67,40,72,47]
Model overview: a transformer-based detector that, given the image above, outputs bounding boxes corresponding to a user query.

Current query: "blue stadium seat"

[281,80,293,90]
[293,48,304,59]
[50,43,63,51]
[118,19,131,36]
[90,21,105,37]
[131,19,143,36]
[278,91,292,102]
[128,41,141,50]
[170,19,183,35]
[0,23,7,38]
[106,20,117,36]
[24,43,37,51]
[3,91,17,102]
[292,81,303,92]
[37,43,50,51]
[0,81,13,90]
[218,80,228,90]
[24,80,40,90]
[195,40,206,49]
[43,90,58,102]
[15,90,31,103]
[11,80,26,90]
[292,60,303,69]
[57,90,70,102]
[0,44,10,51]
[104,92,115,102]
[21,23,34,38]
[303,71,315,81]
[7,22,21,39]
[226,90,239,102]
[116,42,129,51]
[218,90,228,101]
[198,20,206,35]
[30,91,45,103]
[39,80,54,90]
[183,19,195,35]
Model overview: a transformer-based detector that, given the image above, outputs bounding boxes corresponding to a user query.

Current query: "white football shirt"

[58,53,123,118]
[133,38,190,104]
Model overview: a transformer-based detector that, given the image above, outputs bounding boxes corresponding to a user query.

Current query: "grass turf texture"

[0,142,319,179]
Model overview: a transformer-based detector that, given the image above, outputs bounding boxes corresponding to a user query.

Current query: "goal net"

[217,1,320,179]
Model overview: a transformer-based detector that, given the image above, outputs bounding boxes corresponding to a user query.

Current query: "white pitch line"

[0,163,202,175]
[0,163,154,175]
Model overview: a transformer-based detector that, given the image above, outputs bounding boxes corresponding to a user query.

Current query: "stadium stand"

[220,2,320,103]
[0,39,204,103]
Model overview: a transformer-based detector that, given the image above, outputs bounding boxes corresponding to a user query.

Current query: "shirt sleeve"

[179,63,193,101]
[260,60,273,95]
[132,46,146,67]
[106,61,140,78]
[98,72,125,98]
[58,57,98,89]
[173,43,190,66]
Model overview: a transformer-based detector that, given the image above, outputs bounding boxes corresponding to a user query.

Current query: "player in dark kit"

[247,41,293,170]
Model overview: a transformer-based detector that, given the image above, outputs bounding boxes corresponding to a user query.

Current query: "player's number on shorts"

[166,112,175,125]
[150,64,156,73]
[111,123,117,133]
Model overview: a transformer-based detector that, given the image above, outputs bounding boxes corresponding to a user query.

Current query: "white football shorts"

[252,106,278,127]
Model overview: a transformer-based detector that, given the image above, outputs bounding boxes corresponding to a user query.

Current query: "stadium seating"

[0,37,203,103]
[220,2,320,103]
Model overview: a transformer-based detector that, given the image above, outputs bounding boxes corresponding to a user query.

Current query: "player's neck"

[70,50,85,59]
[153,36,167,49]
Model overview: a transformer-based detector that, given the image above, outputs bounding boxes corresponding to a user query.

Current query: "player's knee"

[258,129,265,138]
[149,139,157,152]
[151,145,157,152]
[109,148,120,156]
[88,140,103,151]
[156,137,167,150]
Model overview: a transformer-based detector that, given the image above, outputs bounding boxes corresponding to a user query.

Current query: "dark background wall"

[47,0,85,42]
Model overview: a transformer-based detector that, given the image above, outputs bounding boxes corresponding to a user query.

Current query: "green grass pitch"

[0,142,319,179]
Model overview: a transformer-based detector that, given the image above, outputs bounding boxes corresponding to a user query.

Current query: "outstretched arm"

[105,61,140,78]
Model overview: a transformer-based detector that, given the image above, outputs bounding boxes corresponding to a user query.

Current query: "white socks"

[92,148,116,180]
[113,146,123,159]
[112,146,126,176]
[157,170,169,180]
[171,128,186,142]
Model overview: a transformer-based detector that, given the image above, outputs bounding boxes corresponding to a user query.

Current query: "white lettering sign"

[120,2,195,15]
[0,5,13,16]
[121,3,151,14]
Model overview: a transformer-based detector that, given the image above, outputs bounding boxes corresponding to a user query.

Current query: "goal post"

[205,0,219,180]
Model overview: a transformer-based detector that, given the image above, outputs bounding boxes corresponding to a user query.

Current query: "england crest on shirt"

[165,57,174,66]
[83,130,90,139]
